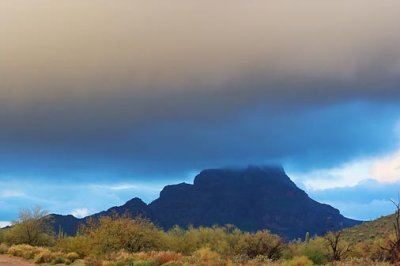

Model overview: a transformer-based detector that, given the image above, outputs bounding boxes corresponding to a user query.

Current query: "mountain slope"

[342,213,396,243]
[50,166,361,239]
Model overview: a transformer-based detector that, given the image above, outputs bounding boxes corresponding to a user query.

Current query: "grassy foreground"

[0,208,397,266]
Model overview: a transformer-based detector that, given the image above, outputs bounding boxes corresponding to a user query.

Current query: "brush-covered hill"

[50,166,361,240]
[341,213,396,243]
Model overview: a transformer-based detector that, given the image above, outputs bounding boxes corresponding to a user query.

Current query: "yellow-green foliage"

[82,216,165,257]
[34,249,55,263]
[292,237,329,265]
[341,214,395,243]
[4,212,399,266]
[245,255,278,266]
[166,225,242,256]
[330,258,392,266]
[8,244,40,259]
[236,230,283,259]
[4,207,54,247]
[65,252,80,262]
[0,243,9,254]
[56,235,91,257]
[284,256,314,266]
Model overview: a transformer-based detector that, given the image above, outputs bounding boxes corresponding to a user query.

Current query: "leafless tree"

[380,199,400,264]
[325,231,351,262]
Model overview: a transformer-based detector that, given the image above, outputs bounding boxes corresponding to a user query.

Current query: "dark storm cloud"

[1,0,400,178]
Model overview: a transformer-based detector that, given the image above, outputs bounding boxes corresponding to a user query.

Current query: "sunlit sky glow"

[1,0,400,224]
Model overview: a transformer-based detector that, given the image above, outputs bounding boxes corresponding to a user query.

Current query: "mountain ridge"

[50,166,361,239]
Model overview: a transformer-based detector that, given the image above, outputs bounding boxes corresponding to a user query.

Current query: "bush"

[66,251,80,262]
[237,231,283,259]
[4,207,54,246]
[134,260,155,266]
[51,256,66,264]
[135,251,182,266]
[246,255,277,266]
[82,216,165,257]
[7,244,39,259]
[191,247,225,265]
[0,243,9,254]
[34,249,56,264]
[285,256,314,266]
[298,237,329,265]
[56,235,91,257]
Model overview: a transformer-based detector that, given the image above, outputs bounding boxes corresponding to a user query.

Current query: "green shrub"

[51,256,66,264]
[299,237,329,265]
[56,235,91,257]
[285,256,314,266]
[4,207,54,246]
[81,216,165,257]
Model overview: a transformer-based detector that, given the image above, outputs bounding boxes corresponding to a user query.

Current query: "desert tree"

[5,206,54,246]
[325,231,351,262]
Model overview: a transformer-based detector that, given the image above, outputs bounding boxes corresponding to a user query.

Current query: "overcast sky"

[1,0,400,225]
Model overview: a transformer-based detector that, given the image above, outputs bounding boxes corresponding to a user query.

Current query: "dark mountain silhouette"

[50,166,361,239]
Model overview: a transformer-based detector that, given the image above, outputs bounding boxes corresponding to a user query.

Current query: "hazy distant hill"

[50,166,361,240]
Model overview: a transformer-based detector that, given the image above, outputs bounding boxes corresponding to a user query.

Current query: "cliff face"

[50,166,361,240]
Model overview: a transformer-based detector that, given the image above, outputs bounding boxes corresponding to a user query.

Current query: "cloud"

[0,221,11,228]
[0,0,400,178]
[372,152,400,182]
[2,0,400,221]
[1,0,400,144]
[0,177,169,221]
[290,160,371,190]
[307,179,400,220]
[0,190,25,198]
[71,208,89,218]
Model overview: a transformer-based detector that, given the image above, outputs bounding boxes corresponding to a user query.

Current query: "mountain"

[50,166,361,240]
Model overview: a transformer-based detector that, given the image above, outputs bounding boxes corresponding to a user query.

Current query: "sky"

[1,0,400,226]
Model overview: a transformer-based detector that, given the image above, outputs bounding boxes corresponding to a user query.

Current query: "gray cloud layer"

[1,0,400,176]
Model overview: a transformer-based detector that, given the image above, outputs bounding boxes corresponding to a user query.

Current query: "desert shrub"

[65,251,80,262]
[347,240,387,261]
[0,243,9,254]
[134,260,155,266]
[0,230,5,243]
[34,249,56,263]
[82,216,165,257]
[7,244,40,259]
[51,256,66,264]
[236,230,283,260]
[56,235,91,257]
[136,251,182,266]
[110,250,138,266]
[193,247,221,261]
[284,256,314,266]
[296,237,329,265]
[85,256,104,266]
[4,207,54,246]
[245,255,277,266]
[161,261,184,266]
[166,225,245,257]
[189,247,226,265]
[333,257,392,266]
